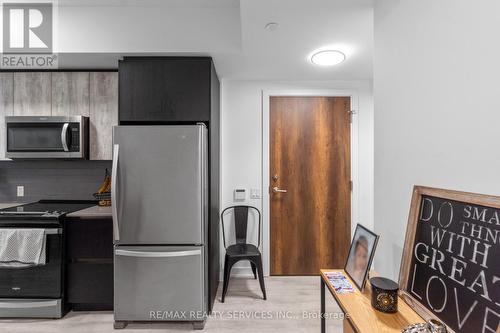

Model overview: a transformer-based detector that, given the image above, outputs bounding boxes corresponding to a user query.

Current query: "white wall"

[221,79,373,277]
[374,0,500,280]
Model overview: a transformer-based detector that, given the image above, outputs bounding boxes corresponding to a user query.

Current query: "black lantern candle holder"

[370,277,399,313]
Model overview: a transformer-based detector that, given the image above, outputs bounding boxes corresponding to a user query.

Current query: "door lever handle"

[273,186,287,193]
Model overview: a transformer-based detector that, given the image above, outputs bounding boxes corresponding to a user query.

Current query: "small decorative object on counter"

[426,319,448,333]
[401,319,447,333]
[401,323,428,333]
[370,276,399,313]
[93,168,111,207]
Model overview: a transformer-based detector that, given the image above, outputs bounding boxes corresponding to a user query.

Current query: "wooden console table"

[320,269,424,333]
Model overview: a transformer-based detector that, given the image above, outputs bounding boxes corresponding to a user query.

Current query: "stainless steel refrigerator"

[111,124,208,329]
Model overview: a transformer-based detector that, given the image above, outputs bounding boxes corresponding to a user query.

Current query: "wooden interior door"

[270,96,351,275]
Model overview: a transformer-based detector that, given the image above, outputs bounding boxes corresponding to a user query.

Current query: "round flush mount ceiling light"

[310,49,346,66]
[264,22,279,32]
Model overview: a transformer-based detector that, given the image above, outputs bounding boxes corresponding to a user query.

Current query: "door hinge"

[349,180,353,191]
[348,110,357,123]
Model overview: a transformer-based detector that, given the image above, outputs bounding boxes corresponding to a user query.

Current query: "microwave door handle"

[111,144,120,242]
[61,123,69,152]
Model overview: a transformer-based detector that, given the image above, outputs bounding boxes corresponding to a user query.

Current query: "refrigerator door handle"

[115,249,201,258]
[111,144,120,242]
[198,123,206,242]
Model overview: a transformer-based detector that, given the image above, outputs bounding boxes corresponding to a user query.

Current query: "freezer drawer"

[114,246,205,322]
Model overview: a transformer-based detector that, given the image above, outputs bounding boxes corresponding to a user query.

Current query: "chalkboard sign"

[399,186,500,333]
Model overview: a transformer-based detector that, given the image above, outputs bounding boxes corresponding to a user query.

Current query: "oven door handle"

[44,228,62,235]
[0,300,58,308]
[0,228,61,234]
[61,123,70,152]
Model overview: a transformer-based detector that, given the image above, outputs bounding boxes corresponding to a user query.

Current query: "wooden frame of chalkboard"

[399,186,500,333]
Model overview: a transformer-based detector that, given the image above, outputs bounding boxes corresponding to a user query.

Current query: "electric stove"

[0,200,96,226]
[0,200,96,318]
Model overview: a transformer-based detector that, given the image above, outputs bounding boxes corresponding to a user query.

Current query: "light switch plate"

[250,188,261,199]
[17,186,24,197]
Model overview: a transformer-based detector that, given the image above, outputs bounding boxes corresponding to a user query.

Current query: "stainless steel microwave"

[5,116,89,159]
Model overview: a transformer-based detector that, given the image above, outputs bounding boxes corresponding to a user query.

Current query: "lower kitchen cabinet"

[65,216,113,311]
[67,263,113,310]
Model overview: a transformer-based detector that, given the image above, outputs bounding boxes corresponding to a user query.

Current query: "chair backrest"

[221,205,261,249]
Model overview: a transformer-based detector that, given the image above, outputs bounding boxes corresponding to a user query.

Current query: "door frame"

[262,89,359,276]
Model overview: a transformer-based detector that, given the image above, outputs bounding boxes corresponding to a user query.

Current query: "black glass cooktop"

[0,200,97,221]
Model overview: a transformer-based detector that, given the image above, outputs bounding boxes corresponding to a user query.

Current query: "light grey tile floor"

[0,276,343,333]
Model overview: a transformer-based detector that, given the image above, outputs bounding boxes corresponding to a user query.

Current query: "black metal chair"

[221,205,266,302]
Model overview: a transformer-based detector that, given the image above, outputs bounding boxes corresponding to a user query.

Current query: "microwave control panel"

[69,124,80,151]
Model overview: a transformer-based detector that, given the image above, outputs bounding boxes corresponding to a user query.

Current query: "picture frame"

[344,223,379,291]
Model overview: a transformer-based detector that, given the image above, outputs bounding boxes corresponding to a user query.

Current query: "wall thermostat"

[233,189,246,201]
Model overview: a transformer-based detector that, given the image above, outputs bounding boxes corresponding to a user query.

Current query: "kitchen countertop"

[66,205,112,218]
[0,202,111,218]
[0,203,24,209]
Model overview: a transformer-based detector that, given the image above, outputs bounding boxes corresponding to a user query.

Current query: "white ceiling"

[55,0,373,80]
[215,0,373,80]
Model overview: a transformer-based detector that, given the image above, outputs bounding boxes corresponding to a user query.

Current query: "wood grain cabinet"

[89,72,118,160]
[13,72,51,116]
[52,71,117,159]
[0,73,14,160]
[51,72,90,117]
[0,71,117,160]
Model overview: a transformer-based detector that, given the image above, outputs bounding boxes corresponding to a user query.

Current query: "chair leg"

[255,257,267,300]
[222,256,237,303]
[250,262,257,279]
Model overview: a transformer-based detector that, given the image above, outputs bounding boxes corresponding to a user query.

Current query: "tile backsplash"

[0,160,112,203]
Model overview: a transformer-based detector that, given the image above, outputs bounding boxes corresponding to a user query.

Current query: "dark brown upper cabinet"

[119,57,217,123]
